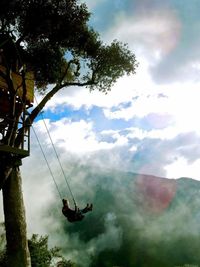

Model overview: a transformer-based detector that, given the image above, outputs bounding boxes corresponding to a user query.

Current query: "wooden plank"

[0,65,34,103]
[0,65,8,90]
[0,144,29,158]
[12,71,34,103]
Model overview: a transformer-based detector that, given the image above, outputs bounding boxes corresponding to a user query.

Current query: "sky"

[31,0,200,180]
[2,0,200,266]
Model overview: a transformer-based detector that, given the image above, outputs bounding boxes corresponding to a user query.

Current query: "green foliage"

[0,0,137,92]
[0,229,78,267]
[28,234,78,267]
[57,259,77,267]
[88,40,137,92]
[28,234,54,267]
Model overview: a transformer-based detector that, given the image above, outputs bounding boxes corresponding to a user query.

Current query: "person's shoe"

[88,204,93,211]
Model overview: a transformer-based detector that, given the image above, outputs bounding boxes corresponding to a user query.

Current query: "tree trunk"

[2,166,31,267]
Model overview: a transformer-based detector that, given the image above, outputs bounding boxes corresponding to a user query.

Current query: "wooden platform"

[0,144,29,158]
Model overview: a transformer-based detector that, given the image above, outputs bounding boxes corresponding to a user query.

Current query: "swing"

[32,112,93,223]
[5,37,93,221]
[62,198,93,223]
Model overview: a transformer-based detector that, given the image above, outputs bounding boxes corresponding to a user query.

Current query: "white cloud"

[126,127,175,140]
[165,157,200,180]
[104,82,200,135]
[37,74,139,111]
[104,8,181,60]
[34,8,184,115]
[103,94,171,121]
[32,77,200,181]
[32,87,200,180]
[31,2,200,183]
[35,56,157,113]
[33,118,128,155]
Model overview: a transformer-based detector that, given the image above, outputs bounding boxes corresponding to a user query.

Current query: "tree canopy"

[0,0,137,93]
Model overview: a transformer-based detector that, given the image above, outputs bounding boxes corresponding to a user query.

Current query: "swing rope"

[34,97,77,207]
[32,125,63,201]
[12,39,77,207]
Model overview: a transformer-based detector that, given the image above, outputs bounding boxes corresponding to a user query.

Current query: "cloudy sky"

[1,1,200,265]
[2,0,196,261]
[28,0,200,181]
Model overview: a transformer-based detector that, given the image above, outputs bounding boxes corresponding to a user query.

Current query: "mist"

[21,150,200,267]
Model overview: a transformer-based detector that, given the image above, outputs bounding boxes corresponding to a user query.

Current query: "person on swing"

[62,199,93,223]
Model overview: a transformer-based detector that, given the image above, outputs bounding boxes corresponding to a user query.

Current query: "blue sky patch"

[40,105,134,133]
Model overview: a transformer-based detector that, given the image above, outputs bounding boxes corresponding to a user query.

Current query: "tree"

[0,230,78,267]
[28,234,77,267]
[0,0,138,266]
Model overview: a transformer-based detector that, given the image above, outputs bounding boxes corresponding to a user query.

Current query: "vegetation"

[0,225,77,267]
[28,234,77,267]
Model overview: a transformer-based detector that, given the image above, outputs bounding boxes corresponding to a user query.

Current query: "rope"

[35,97,77,207]
[12,38,77,206]
[31,125,63,201]
[42,115,77,206]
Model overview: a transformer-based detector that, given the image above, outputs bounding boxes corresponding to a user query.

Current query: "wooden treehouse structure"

[0,65,34,158]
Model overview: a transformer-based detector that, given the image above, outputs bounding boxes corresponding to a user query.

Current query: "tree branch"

[15,83,61,147]
[61,78,97,88]
[30,79,96,122]
[58,59,81,85]
[15,77,97,147]
[58,60,74,84]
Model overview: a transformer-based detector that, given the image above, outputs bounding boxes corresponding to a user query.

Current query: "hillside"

[45,170,200,267]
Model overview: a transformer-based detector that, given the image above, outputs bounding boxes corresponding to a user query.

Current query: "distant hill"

[48,169,200,267]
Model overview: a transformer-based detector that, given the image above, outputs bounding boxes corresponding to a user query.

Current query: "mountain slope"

[47,169,200,267]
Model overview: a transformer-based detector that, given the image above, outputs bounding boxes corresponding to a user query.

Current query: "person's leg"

[81,205,89,213]
[81,204,93,213]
